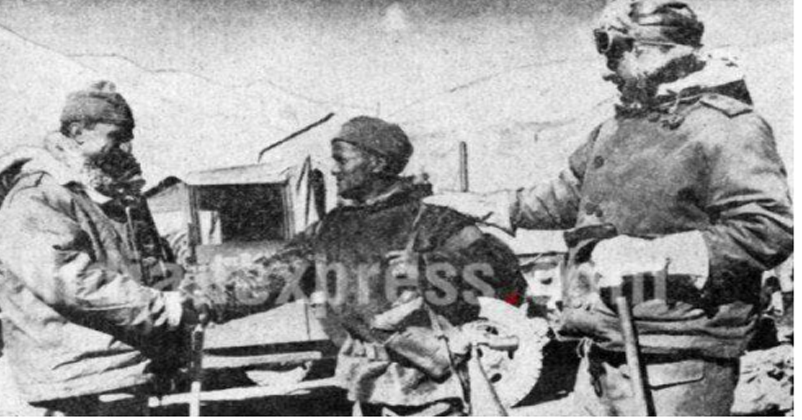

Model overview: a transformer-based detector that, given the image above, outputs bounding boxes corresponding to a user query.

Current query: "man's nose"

[606,54,627,72]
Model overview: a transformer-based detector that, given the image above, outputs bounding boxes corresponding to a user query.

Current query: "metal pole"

[257,113,335,162]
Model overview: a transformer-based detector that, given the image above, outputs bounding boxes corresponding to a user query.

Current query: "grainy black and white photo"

[0,0,793,416]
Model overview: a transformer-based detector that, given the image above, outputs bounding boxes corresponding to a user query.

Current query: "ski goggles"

[594,28,683,56]
[594,29,636,59]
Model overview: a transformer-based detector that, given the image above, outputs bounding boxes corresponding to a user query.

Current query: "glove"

[443,322,490,357]
[383,326,461,380]
[592,236,665,290]
[592,233,710,305]
[423,191,514,233]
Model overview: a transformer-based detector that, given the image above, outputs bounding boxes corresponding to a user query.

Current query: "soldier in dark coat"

[207,116,527,416]
[424,0,793,416]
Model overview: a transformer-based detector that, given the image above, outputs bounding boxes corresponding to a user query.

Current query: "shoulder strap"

[0,161,30,209]
[699,93,753,118]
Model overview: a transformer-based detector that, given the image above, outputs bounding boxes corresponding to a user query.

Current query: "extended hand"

[423,192,513,232]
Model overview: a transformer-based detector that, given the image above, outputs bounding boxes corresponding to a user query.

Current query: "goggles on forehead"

[594,28,679,56]
[594,29,633,56]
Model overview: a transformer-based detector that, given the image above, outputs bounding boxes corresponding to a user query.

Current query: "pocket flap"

[646,359,704,388]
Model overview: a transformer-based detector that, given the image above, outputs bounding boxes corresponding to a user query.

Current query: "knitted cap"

[332,116,412,175]
[60,81,135,129]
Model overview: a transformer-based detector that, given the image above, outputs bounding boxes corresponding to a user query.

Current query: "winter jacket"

[476,61,792,359]
[227,179,526,407]
[0,145,186,402]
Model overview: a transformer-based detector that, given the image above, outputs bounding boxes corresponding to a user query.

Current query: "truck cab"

[146,161,334,385]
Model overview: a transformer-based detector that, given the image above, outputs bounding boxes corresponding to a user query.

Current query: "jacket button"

[593,156,605,169]
[584,202,599,215]
[595,208,604,218]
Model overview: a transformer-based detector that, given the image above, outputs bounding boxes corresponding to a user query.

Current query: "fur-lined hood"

[657,50,752,104]
[0,133,112,204]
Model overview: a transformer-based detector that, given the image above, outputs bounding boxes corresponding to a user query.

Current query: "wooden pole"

[467,345,508,416]
[185,185,200,266]
[458,141,469,192]
[188,323,205,417]
[615,296,653,416]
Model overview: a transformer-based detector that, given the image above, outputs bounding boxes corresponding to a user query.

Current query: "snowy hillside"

[0,0,792,193]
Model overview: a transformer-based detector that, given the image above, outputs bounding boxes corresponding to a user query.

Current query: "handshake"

[173,260,288,328]
[173,266,234,329]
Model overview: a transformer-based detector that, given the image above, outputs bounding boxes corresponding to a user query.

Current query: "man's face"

[606,41,673,86]
[73,122,134,161]
[604,38,695,93]
[70,121,142,193]
[331,140,380,200]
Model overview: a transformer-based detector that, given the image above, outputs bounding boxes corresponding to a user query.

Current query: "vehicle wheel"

[475,296,550,409]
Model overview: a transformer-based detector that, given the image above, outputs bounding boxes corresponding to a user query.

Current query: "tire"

[474,296,550,409]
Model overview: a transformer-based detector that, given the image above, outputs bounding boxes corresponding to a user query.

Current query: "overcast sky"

[0,0,793,190]
[0,0,790,108]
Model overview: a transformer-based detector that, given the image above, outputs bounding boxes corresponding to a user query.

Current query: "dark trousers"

[573,347,739,416]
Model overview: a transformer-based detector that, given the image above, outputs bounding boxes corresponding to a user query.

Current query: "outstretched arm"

[187,227,316,323]
[424,126,599,233]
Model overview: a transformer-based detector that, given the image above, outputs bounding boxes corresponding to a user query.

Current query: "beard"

[605,52,704,106]
[336,176,368,200]
[87,147,145,199]
[45,134,144,199]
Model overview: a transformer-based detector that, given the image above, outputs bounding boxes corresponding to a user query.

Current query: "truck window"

[196,183,287,243]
